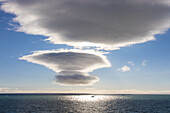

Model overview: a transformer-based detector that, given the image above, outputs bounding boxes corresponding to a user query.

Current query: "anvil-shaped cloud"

[1,0,170,49]
[19,49,111,85]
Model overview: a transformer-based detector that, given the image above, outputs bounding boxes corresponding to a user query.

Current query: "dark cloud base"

[55,74,99,86]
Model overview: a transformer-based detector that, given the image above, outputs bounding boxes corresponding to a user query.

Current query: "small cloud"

[117,65,131,72]
[142,60,147,66]
[128,61,135,66]
[0,88,18,92]
[0,88,11,92]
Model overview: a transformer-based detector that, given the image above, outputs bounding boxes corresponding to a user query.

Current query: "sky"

[0,0,170,94]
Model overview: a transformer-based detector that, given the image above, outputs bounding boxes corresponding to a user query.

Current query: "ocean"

[0,94,170,113]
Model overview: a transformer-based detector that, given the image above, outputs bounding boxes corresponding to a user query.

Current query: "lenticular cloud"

[56,73,99,86]
[2,0,170,85]
[1,0,170,49]
[19,49,111,85]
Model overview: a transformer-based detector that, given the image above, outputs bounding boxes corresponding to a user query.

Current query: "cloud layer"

[19,49,111,85]
[1,0,170,49]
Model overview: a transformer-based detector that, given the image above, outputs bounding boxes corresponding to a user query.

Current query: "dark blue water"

[0,94,170,113]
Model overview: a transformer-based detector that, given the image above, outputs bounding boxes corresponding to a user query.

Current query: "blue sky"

[0,0,170,94]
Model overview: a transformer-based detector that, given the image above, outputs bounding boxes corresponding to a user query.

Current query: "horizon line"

[0,93,170,95]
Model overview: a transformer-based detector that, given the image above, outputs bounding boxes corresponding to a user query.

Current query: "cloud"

[55,73,99,86]
[19,49,111,73]
[19,49,111,85]
[128,61,135,66]
[1,0,170,50]
[142,60,147,66]
[0,88,11,92]
[117,65,131,72]
[0,88,18,92]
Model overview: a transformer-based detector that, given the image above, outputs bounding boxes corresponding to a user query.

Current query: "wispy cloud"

[19,49,111,85]
[128,61,135,66]
[1,0,170,50]
[142,60,147,66]
[117,65,131,72]
[0,88,11,92]
[0,87,18,92]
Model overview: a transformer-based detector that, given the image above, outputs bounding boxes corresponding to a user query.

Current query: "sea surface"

[0,94,170,113]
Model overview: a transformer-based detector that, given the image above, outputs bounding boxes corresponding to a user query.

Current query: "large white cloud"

[19,49,111,85]
[1,0,170,50]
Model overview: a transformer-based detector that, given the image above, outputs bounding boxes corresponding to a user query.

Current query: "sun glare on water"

[66,95,116,102]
